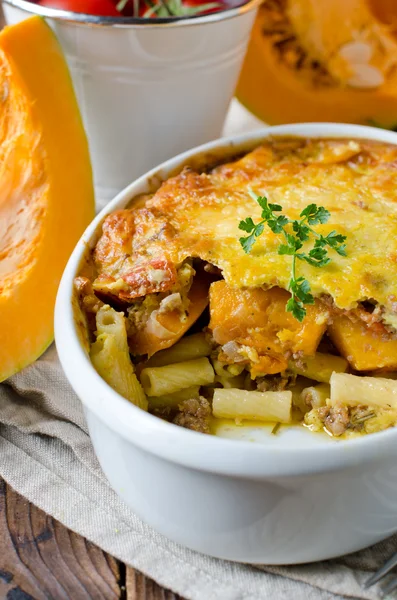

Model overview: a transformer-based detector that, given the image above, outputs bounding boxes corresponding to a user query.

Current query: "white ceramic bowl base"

[3,2,258,206]
[55,124,397,563]
[85,407,397,563]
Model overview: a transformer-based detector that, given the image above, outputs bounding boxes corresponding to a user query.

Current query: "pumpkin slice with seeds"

[237,0,397,127]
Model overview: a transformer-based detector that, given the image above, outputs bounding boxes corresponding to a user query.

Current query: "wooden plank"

[0,478,186,599]
[126,568,183,600]
[0,478,121,599]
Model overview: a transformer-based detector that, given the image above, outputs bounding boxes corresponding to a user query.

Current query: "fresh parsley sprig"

[238,190,347,322]
[116,0,221,17]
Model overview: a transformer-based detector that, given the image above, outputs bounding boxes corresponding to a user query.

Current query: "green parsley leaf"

[325,231,346,244]
[238,217,256,233]
[293,220,310,241]
[278,244,295,256]
[238,191,347,321]
[290,276,315,305]
[323,231,348,256]
[239,234,256,254]
[301,254,331,268]
[300,204,330,225]
[299,203,318,219]
[286,297,306,322]
[268,215,289,234]
[335,244,347,256]
[301,246,331,267]
[269,203,283,212]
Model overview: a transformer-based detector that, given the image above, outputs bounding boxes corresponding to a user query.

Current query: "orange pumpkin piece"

[236,0,397,128]
[0,17,94,381]
[209,281,328,374]
[129,274,210,357]
[328,315,397,371]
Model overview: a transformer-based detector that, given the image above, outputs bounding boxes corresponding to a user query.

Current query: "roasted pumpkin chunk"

[328,314,397,372]
[208,281,329,374]
[129,273,210,357]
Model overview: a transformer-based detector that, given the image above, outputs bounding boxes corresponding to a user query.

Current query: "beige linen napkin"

[1,102,396,600]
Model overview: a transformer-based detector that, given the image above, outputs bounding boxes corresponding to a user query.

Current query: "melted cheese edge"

[96,138,397,321]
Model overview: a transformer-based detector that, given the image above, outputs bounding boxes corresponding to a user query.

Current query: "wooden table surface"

[0,478,184,599]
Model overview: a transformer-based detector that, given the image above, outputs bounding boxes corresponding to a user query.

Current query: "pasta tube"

[212,389,292,423]
[212,359,245,378]
[301,383,330,409]
[330,372,397,408]
[148,386,200,409]
[140,357,215,397]
[289,353,348,383]
[290,377,314,414]
[215,374,246,389]
[91,306,148,410]
[212,358,246,389]
[143,333,212,368]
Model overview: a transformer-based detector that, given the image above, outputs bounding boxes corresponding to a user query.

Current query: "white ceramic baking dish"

[55,123,397,564]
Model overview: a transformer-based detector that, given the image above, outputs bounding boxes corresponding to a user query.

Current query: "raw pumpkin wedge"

[236,0,397,127]
[0,17,94,381]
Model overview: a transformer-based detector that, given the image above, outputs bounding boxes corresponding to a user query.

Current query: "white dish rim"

[55,122,397,479]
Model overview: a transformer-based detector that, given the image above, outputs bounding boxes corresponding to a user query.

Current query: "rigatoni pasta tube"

[148,386,200,409]
[301,384,330,409]
[290,377,313,414]
[289,353,348,383]
[330,372,397,408]
[140,357,215,397]
[212,359,245,389]
[143,333,212,368]
[212,359,245,378]
[215,374,246,390]
[213,389,292,423]
[91,305,148,410]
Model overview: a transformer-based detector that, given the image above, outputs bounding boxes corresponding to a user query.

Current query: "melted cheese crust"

[94,138,397,318]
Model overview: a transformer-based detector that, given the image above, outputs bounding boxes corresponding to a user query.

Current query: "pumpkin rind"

[0,16,94,381]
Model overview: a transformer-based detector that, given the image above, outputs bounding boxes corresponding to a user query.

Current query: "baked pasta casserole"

[75,137,397,438]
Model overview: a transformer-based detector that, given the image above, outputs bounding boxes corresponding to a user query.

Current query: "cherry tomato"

[38,0,120,16]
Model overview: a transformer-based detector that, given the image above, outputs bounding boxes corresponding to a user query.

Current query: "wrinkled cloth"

[1,102,396,600]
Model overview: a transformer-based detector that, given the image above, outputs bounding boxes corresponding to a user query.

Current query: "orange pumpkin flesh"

[236,2,397,127]
[0,17,94,381]
[129,274,210,357]
[209,281,328,375]
[328,315,397,372]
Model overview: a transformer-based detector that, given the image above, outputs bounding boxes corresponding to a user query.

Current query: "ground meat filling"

[308,403,391,437]
[318,404,350,437]
[74,276,104,333]
[256,373,296,392]
[321,295,397,338]
[74,276,104,314]
[149,396,212,434]
[173,397,212,434]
